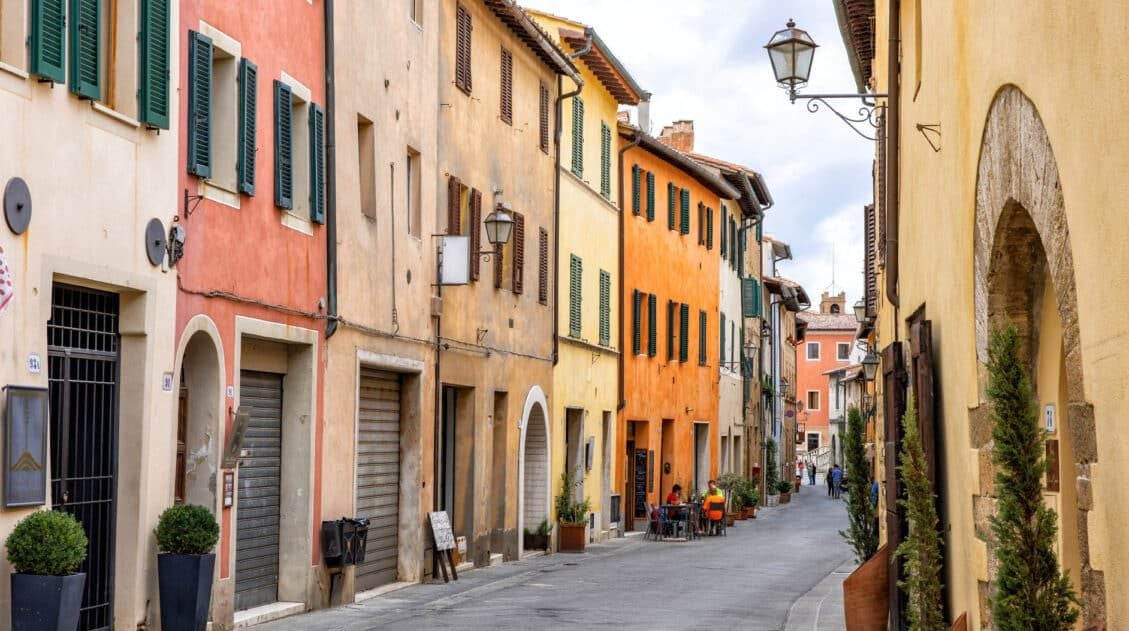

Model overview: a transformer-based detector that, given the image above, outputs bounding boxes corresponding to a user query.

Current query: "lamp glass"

[744,339,757,361]
[853,299,866,322]
[484,208,514,246]
[765,21,818,88]
[862,350,879,382]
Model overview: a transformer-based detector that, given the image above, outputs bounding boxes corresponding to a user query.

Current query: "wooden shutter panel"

[697,203,705,245]
[707,208,714,249]
[236,59,258,195]
[647,294,657,357]
[571,97,584,176]
[667,183,676,230]
[600,123,611,198]
[679,303,689,362]
[742,278,756,317]
[631,165,640,215]
[882,340,908,628]
[539,228,549,304]
[877,113,887,265]
[754,278,763,317]
[30,0,66,83]
[720,207,728,256]
[447,176,462,235]
[273,80,294,209]
[139,0,171,129]
[455,4,472,93]
[599,270,610,346]
[469,189,482,281]
[700,311,708,365]
[570,256,582,337]
[910,318,937,488]
[187,32,214,178]
[69,0,101,99]
[864,203,877,317]
[309,103,326,223]
[631,290,641,354]
[500,49,513,125]
[737,223,745,271]
[649,176,657,220]
[512,212,525,294]
[720,312,726,366]
[539,83,550,154]
[680,189,690,235]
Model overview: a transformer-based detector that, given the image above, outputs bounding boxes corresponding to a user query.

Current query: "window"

[570,255,583,338]
[273,78,326,224]
[570,96,584,176]
[667,182,677,231]
[837,342,851,361]
[720,207,727,256]
[679,189,690,235]
[720,312,726,366]
[511,212,524,293]
[731,319,736,365]
[539,83,550,154]
[410,0,423,25]
[407,148,421,236]
[830,303,841,314]
[0,0,30,68]
[499,48,512,125]
[699,310,707,366]
[679,303,689,362]
[706,207,714,249]
[742,277,762,318]
[631,290,641,354]
[454,3,472,93]
[598,270,610,346]
[806,342,820,360]
[667,300,676,360]
[807,433,820,451]
[697,203,705,245]
[209,46,238,191]
[358,116,376,218]
[538,228,549,305]
[600,122,611,198]
[631,165,640,215]
[647,294,657,357]
[645,171,655,221]
[806,391,821,411]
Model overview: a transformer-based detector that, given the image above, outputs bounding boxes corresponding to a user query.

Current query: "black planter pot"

[523,533,550,550]
[158,553,216,631]
[10,572,85,631]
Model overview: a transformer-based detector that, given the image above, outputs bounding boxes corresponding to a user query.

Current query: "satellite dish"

[3,177,32,235]
[145,218,167,266]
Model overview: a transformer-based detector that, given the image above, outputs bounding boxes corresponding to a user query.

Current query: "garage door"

[235,371,284,611]
[355,369,402,591]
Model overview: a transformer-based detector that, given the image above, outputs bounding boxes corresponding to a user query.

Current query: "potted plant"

[727,494,743,526]
[155,504,220,631]
[523,519,551,551]
[741,482,760,519]
[555,470,591,553]
[840,406,885,629]
[764,438,780,507]
[6,510,88,631]
[776,479,793,504]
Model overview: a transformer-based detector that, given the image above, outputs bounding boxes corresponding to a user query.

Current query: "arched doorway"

[517,387,550,556]
[973,85,1103,625]
[174,318,225,512]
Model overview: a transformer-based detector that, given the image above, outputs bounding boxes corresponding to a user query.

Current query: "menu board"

[634,449,648,517]
[429,511,455,551]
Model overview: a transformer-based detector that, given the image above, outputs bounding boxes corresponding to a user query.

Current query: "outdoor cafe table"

[659,504,697,540]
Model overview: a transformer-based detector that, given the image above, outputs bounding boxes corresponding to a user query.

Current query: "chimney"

[637,98,651,134]
[658,119,695,153]
[819,291,847,315]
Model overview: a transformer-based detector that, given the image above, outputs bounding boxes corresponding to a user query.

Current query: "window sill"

[409,18,423,32]
[202,181,241,209]
[281,211,314,235]
[91,102,141,129]
[0,62,28,80]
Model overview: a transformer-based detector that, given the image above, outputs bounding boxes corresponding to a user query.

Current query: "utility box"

[321,517,370,568]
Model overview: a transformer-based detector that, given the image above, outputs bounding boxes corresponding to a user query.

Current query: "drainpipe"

[324,0,338,338]
[885,0,901,316]
[616,126,643,411]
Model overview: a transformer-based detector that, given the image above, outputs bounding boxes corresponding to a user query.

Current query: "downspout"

[552,36,591,366]
[616,128,642,411]
[324,0,338,338]
[885,0,901,316]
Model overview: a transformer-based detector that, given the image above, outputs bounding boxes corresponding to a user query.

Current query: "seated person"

[700,480,725,528]
[666,484,683,505]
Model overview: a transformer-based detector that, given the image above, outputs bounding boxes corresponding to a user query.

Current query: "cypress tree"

[765,438,778,492]
[840,406,878,563]
[987,326,1078,630]
[896,394,945,631]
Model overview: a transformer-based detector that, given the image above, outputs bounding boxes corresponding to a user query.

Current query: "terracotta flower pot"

[558,523,586,553]
[726,513,737,527]
[843,544,889,630]
[743,507,755,519]
[779,491,791,504]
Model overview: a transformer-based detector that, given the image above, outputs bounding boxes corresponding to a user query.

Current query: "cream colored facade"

[0,4,179,628]
[843,0,1129,627]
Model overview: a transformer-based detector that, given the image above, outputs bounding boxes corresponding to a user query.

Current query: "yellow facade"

[851,0,1129,627]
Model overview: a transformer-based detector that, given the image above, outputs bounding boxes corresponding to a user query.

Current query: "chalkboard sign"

[634,449,647,518]
[4,386,48,507]
[429,511,455,551]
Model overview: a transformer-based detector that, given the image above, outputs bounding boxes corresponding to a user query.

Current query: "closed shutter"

[631,290,641,354]
[679,303,689,362]
[707,207,714,249]
[447,176,462,235]
[273,81,294,209]
[646,172,655,221]
[598,270,610,346]
[700,311,708,365]
[697,204,704,245]
[720,207,728,256]
[538,228,549,304]
[309,103,326,223]
[236,59,258,195]
[864,203,877,317]
[742,278,757,317]
[69,0,101,99]
[667,183,676,230]
[469,189,482,281]
[720,313,726,366]
[187,32,214,178]
[647,294,657,357]
[882,341,908,627]
[571,97,584,176]
[731,320,736,365]
[455,4,472,93]
[569,256,582,337]
[680,189,690,235]
[754,278,763,316]
[878,113,887,265]
[30,0,66,83]
[910,318,936,488]
[235,371,284,611]
[539,83,550,154]
[500,48,513,124]
[600,122,611,198]
[666,300,675,360]
[631,165,640,215]
[355,369,402,591]
[737,223,745,271]
[138,0,171,129]
[512,212,525,294]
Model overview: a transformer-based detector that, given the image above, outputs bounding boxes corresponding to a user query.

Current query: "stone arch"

[172,315,226,513]
[972,84,1103,624]
[517,386,550,557]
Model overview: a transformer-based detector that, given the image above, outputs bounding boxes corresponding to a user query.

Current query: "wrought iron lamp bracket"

[788,90,888,141]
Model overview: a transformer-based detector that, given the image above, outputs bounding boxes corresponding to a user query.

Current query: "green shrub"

[840,405,879,564]
[535,519,551,536]
[765,438,779,491]
[554,470,591,525]
[155,504,219,555]
[775,479,793,494]
[6,510,88,576]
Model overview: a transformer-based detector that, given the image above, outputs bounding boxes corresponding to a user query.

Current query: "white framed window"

[410,0,423,25]
[807,432,820,451]
[806,342,820,360]
[806,390,820,411]
[407,148,421,237]
[837,342,851,361]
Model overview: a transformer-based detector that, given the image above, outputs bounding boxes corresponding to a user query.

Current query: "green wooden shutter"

[756,219,763,243]
[600,122,611,199]
[632,290,641,355]
[273,80,294,209]
[679,303,689,362]
[69,0,101,99]
[720,312,726,366]
[646,172,655,221]
[309,103,326,223]
[571,97,584,176]
[667,182,676,230]
[186,31,214,178]
[570,255,582,338]
[599,270,610,346]
[707,208,714,249]
[631,165,640,215]
[742,278,757,317]
[667,300,675,360]
[647,294,657,357]
[138,0,171,129]
[30,0,66,83]
[699,311,708,366]
[680,189,690,235]
[720,207,728,256]
[236,59,258,195]
[754,278,763,317]
[731,320,736,365]
[737,225,745,272]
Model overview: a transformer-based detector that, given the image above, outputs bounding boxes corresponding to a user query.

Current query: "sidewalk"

[783,557,855,631]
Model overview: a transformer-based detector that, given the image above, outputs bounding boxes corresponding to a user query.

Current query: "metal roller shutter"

[355,369,401,591]
[235,371,284,611]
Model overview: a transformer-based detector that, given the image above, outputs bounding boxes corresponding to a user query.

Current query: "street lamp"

[744,338,758,362]
[483,203,514,247]
[853,299,866,323]
[764,19,886,140]
[861,349,879,383]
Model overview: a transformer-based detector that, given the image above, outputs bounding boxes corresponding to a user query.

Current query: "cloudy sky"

[525,0,872,310]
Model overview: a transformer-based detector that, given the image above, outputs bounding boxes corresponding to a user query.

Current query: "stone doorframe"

[971,84,1104,625]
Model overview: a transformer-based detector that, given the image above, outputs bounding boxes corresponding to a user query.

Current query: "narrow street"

[260,487,852,631]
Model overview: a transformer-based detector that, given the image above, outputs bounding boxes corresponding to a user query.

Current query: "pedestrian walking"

[831,464,843,499]
[808,460,816,485]
[826,466,834,497]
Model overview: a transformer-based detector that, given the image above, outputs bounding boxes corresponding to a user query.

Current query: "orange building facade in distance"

[795,293,858,458]
[617,123,740,529]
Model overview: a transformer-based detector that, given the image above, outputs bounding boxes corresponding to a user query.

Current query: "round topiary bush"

[6,510,88,576]
[155,504,219,555]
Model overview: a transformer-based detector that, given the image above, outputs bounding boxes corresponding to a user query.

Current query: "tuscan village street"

[257,489,852,631]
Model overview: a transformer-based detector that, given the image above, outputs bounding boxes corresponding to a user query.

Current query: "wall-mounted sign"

[1044,404,1056,433]
[223,471,234,508]
[0,244,12,315]
[3,386,48,507]
[26,353,41,375]
[161,372,174,392]
[226,385,235,399]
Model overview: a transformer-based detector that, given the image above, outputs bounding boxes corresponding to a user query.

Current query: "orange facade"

[618,129,734,524]
[796,328,855,447]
